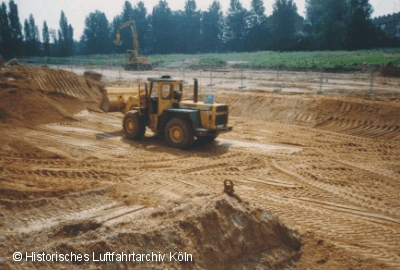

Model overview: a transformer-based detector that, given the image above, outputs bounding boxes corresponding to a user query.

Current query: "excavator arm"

[114,20,140,57]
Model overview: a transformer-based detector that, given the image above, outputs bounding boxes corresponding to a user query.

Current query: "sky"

[11,0,400,41]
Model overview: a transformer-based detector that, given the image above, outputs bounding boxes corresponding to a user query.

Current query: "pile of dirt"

[380,65,400,77]
[0,66,104,126]
[5,58,21,67]
[83,71,102,81]
[1,193,301,269]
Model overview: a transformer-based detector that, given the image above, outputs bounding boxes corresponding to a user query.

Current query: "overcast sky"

[12,0,400,40]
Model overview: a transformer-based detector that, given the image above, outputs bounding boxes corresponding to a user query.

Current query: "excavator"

[114,20,152,71]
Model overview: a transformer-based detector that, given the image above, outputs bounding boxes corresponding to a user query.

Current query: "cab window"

[139,82,147,96]
[161,83,172,100]
[150,82,158,98]
[173,83,183,101]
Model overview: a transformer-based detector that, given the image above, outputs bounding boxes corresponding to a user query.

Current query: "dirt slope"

[219,92,400,140]
[0,66,103,126]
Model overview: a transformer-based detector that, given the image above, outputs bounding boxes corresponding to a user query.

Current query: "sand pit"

[0,65,399,269]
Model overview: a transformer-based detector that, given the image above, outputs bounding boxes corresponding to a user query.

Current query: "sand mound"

[0,66,104,126]
[1,192,301,269]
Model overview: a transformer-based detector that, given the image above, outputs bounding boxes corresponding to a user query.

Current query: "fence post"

[317,67,324,94]
[182,64,187,84]
[239,65,246,89]
[117,55,123,80]
[207,63,214,86]
[274,66,282,92]
[368,66,375,97]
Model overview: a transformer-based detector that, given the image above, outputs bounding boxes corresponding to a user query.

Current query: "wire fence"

[15,55,400,99]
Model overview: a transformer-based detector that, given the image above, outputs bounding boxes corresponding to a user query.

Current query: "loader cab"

[148,77,183,116]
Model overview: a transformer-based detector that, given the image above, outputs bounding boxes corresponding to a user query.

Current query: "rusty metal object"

[223,180,242,202]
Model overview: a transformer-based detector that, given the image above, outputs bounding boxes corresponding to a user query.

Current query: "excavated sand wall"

[218,93,400,140]
[0,66,104,125]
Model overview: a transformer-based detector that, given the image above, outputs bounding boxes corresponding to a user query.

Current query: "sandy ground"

[0,65,399,269]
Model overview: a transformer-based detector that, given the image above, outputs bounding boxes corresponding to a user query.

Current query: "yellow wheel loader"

[99,76,232,149]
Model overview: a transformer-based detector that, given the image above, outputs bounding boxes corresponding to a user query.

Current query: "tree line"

[0,0,398,60]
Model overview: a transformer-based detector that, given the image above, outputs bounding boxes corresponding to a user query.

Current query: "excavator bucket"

[114,33,123,46]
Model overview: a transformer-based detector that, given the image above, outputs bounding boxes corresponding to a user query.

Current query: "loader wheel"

[123,111,145,140]
[165,118,194,149]
[197,135,217,143]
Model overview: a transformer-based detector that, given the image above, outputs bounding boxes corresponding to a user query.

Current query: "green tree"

[225,0,249,51]
[8,0,22,57]
[345,0,373,50]
[58,11,74,56]
[23,19,31,55]
[247,0,268,50]
[23,14,39,56]
[122,1,134,22]
[202,0,224,52]
[80,10,110,54]
[68,24,74,54]
[118,1,135,52]
[151,0,173,54]
[306,0,347,50]
[181,0,201,53]
[0,2,11,58]
[250,0,266,24]
[268,0,298,51]
[42,21,50,56]
[132,2,149,54]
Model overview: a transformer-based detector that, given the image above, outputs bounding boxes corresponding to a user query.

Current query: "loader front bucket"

[99,92,126,113]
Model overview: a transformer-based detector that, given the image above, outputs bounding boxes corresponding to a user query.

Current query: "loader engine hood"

[178,101,219,111]
[177,100,230,130]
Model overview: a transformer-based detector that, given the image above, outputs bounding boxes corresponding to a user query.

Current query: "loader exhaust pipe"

[193,78,198,103]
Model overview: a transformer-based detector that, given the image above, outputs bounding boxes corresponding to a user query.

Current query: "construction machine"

[99,76,232,149]
[114,20,152,71]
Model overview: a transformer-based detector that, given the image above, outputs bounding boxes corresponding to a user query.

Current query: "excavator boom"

[114,20,152,71]
[114,20,139,55]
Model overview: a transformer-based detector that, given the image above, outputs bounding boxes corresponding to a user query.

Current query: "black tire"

[123,111,145,140]
[165,118,194,149]
[197,135,218,143]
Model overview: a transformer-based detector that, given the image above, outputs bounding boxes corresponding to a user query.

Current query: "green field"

[19,49,400,69]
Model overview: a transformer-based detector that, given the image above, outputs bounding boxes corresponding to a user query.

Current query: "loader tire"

[165,118,194,149]
[123,111,145,140]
